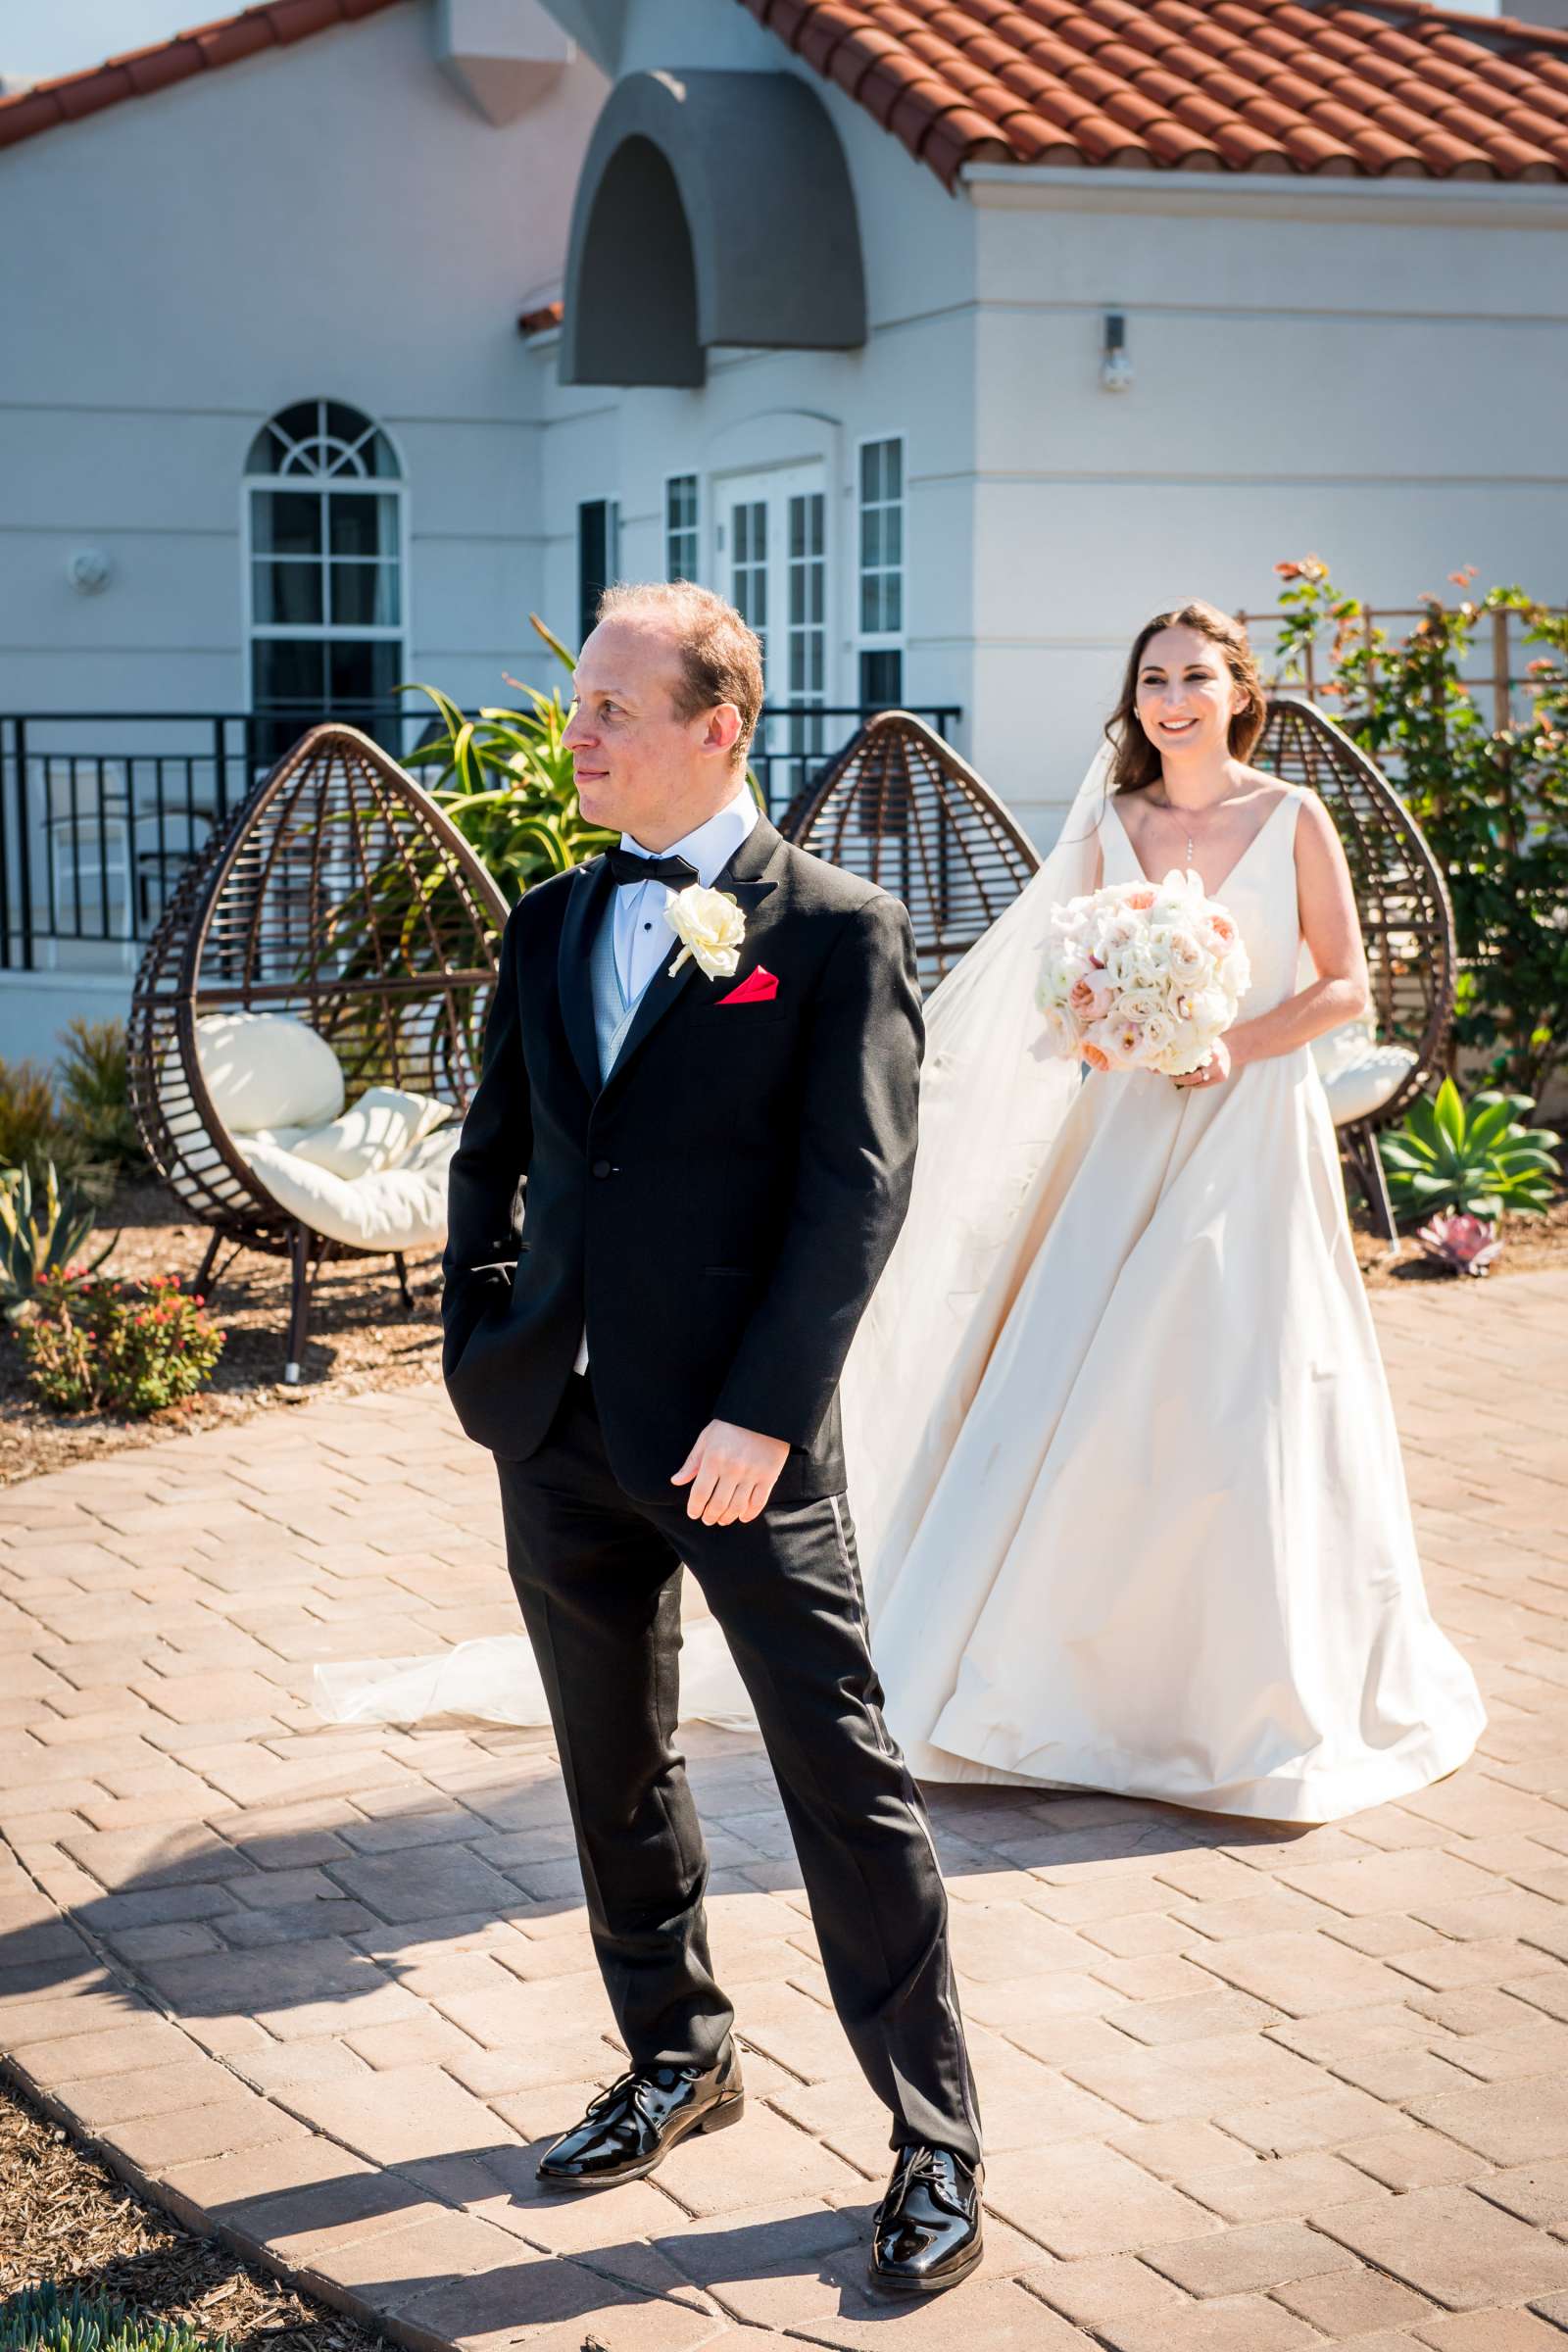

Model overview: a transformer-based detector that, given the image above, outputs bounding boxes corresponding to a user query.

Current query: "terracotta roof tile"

[517,299,564,335]
[0,0,400,150]
[1,0,404,150]
[8,0,1568,204]
[738,0,1568,190]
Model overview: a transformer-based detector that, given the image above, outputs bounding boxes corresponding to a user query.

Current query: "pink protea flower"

[1416,1212,1501,1278]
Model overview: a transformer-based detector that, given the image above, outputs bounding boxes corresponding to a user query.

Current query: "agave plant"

[1379,1079,1561,1224]
[0,1160,116,1323]
[1416,1211,1502,1277]
[56,1016,145,1175]
[0,2285,218,2352]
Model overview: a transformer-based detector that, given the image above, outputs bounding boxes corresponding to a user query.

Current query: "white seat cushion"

[287,1086,453,1182]
[1312,1019,1418,1126]
[195,1012,345,1135]
[234,1124,460,1252]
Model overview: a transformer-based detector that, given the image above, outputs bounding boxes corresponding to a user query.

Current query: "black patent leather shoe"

[870,2143,984,2293]
[536,2043,744,2189]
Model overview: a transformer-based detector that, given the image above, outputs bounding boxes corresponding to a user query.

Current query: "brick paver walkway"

[3,1274,1567,2352]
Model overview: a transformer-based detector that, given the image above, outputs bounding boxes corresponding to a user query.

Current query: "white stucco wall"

[967,172,1568,830]
[5,0,1565,1062]
[521,0,1568,847]
[0,0,605,1048]
[0,0,606,716]
[515,0,980,751]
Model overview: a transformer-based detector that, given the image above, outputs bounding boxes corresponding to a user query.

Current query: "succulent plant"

[1416,1211,1502,1277]
[0,1160,116,1323]
[1379,1079,1561,1223]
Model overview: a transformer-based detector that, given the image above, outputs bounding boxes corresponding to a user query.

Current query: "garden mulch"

[0,2072,394,2352]
[1354,1193,1568,1287]
[0,1182,445,1489]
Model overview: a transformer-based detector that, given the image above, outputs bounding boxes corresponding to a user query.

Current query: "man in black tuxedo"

[442,581,982,2292]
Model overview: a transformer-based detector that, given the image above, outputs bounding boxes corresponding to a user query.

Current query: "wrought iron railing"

[0,701,959,969]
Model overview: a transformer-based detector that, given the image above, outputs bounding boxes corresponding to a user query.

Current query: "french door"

[714,463,828,813]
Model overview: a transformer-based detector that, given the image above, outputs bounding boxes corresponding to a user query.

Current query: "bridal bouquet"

[1036,871,1251,1078]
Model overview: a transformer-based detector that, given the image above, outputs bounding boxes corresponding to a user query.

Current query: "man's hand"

[671,1419,791,1526]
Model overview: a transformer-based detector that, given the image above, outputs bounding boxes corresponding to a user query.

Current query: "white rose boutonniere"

[665,883,747,981]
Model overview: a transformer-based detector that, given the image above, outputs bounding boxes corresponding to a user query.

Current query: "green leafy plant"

[1271,556,1568,1101]
[22,1270,223,1416]
[56,1017,145,1176]
[0,2287,220,2352]
[1378,1078,1561,1223]
[0,1055,69,1177]
[399,612,613,902]
[0,1161,115,1323]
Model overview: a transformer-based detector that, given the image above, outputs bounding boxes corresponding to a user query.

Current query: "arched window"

[245,400,405,761]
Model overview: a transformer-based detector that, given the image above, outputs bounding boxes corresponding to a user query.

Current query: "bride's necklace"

[1152,788,1244,873]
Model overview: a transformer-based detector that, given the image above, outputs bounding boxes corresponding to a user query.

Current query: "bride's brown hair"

[1106,602,1267,794]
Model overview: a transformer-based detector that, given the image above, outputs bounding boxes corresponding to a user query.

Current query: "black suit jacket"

[441,815,925,1504]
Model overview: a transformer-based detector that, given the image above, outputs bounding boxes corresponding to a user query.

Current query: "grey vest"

[587,897,646,1081]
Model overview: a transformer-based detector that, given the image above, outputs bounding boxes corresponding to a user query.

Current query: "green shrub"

[1272,558,1568,1101]
[0,1162,115,1323]
[56,1018,144,1175]
[1379,1077,1561,1223]
[0,1056,68,1176]
[22,1271,223,1416]
[0,2286,220,2352]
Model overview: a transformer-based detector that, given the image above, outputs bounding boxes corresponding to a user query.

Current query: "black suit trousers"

[495,1375,982,2167]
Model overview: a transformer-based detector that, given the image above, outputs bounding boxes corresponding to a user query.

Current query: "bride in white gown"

[318,601,1485,1826]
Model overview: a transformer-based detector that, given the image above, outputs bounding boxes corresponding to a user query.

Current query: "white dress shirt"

[611,780,760,1003]
[575,779,760,1376]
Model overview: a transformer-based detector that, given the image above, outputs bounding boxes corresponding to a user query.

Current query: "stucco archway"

[561,70,867,388]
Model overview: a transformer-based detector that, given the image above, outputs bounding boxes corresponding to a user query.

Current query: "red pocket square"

[717,965,779,1005]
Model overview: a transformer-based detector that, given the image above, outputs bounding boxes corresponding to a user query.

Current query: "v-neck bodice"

[1100,786,1305,1014]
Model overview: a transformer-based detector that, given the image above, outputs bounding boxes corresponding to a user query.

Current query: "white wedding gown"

[317,764,1486,1825]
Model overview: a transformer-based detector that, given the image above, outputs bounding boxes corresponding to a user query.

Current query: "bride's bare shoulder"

[1235,768,1294,810]
[1236,771,1345,876]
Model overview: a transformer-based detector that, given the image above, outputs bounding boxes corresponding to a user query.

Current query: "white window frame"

[713,460,830,814]
[664,472,700,583]
[711,462,831,708]
[240,399,410,738]
[855,429,906,708]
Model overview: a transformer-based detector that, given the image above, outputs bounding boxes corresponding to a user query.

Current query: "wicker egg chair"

[1253,694,1455,1241]
[778,710,1041,988]
[128,723,509,1380]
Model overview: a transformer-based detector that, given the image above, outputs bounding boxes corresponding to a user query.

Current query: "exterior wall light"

[67,549,113,594]
[1101,312,1133,393]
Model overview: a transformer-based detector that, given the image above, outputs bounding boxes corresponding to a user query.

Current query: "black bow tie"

[606,848,700,891]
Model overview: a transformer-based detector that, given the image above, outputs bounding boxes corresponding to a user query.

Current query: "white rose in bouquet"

[1166,929,1209,985]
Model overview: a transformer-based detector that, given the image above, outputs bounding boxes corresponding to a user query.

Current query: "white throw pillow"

[287,1087,453,1182]
[195,1012,345,1136]
[1312,1019,1418,1126]
[234,1126,460,1252]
